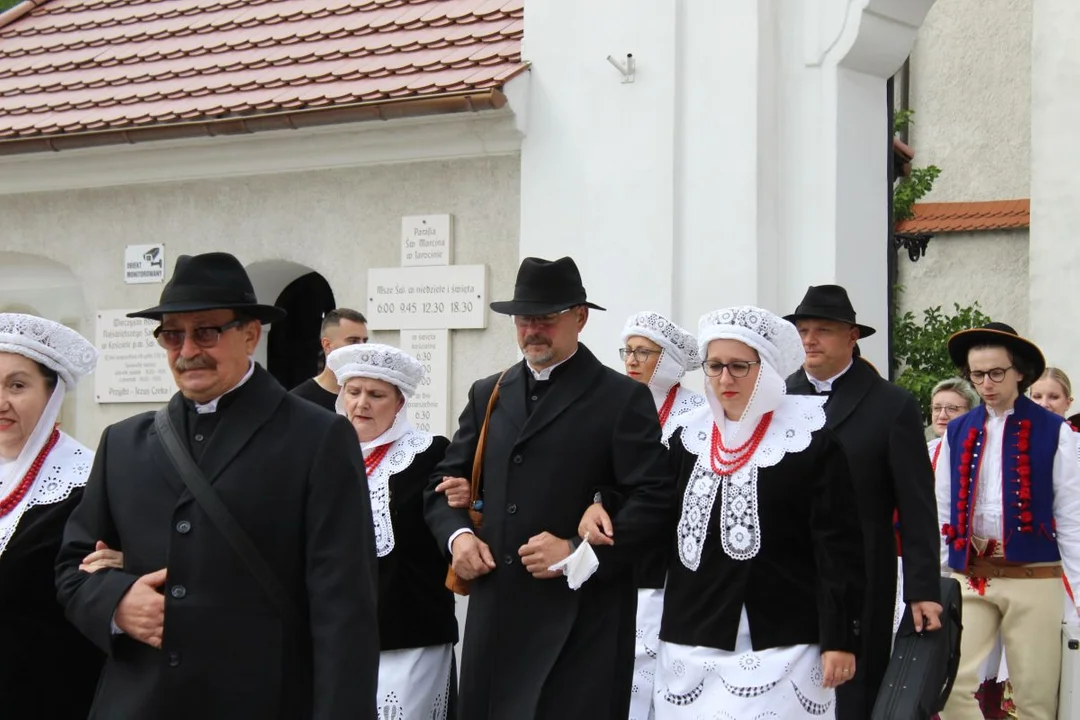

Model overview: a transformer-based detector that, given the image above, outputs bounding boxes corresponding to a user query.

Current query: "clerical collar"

[527,349,578,382]
[805,360,853,393]
[193,360,256,414]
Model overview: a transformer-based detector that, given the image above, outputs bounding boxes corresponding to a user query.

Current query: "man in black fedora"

[425,256,675,720]
[784,284,942,720]
[57,252,379,719]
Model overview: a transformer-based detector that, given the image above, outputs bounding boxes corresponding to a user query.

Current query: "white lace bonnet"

[621,311,700,371]
[326,343,425,399]
[0,313,98,387]
[697,306,804,377]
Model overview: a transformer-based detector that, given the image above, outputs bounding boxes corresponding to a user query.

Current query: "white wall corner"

[806,0,935,78]
[502,71,532,137]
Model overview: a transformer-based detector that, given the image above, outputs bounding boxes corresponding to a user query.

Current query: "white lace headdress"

[622,310,700,402]
[325,343,432,558]
[0,314,97,556]
[676,306,825,569]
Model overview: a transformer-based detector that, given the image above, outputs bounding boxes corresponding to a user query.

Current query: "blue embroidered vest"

[945,394,1064,570]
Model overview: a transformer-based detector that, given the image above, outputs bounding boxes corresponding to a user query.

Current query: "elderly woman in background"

[648,306,865,718]
[327,343,458,720]
[927,378,981,470]
[0,313,102,718]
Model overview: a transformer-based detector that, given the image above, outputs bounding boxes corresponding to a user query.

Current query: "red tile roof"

[895,199,1030,234]
[0,0,526,154]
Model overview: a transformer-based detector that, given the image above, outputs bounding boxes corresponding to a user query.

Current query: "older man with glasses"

[936,322,1080,720]
[56,252,379,719]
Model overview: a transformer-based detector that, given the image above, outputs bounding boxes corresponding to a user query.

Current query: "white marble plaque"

[400,329,450,437]
[401,214,453,267]
[124,244,166,284]
[94,310,174,403]
[366,264,487,330]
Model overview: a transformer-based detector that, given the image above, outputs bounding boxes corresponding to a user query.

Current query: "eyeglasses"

[512,308,573,328]
[701,360,761,378]
[967,367,1013,385]
[931,404,966,416]
[619,348,662,363]
[153,320,243,350]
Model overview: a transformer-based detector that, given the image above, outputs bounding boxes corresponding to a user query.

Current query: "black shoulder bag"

[154,408,299,628]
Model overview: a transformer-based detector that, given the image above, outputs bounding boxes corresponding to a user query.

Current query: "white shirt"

[805,361,853,394]
[934,409,1080,613]
[192,360,256,414]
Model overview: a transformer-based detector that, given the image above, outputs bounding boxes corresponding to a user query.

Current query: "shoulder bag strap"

[469,369,510,514]
[154,408,298,627]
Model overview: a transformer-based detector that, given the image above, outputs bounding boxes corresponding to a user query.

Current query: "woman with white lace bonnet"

[0,313,104,718]
[326,342,458,719]
[578,310,705,719]
[652,306,865,719]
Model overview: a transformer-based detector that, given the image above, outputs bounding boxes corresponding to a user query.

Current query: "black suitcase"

[871,577,963,720]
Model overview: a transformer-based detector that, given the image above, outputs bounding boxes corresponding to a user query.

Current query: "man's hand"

[910,601,943,632]
[79,540,124,574]
[451,533,496,581]
[114,568,167,649]
[821,651,856,688]
[435,476,471,509]
[518,532,572,579]
[578,503,614,546]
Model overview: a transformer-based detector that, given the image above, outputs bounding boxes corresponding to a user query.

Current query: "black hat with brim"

[127,252,286,324]
[784,284,876,338]
[947,322,1045,378]
[490,256,606,316]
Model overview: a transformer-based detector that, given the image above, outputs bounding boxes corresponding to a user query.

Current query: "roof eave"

[0,87,509,157]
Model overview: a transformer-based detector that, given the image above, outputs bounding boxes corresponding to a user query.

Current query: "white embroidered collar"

[0,432,93,558]
[367,428,434,558]
[660,385,707,448]
[675,394,826,570]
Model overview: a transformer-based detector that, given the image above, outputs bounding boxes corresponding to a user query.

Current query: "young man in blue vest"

[937,323,1080,719]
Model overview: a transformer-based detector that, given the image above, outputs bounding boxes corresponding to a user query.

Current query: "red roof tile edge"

[0,0,47,32]
[895,199,1030,234]
[0,85,514,155]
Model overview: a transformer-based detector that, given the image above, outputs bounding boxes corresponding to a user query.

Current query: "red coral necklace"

[364,443,392,476]
[658,384,680,427]
[710,412,773,476]
[0,427,60,517]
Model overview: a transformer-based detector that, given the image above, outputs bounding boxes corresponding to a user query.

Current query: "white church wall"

[0,155,521,446]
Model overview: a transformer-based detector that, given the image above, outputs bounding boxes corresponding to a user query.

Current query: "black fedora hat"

[947,322,1045,379]
[490,257,606,316]
[784,284,876,338]
[127,252,286,324]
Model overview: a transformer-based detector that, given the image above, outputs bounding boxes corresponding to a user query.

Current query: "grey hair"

[931,377,980,410]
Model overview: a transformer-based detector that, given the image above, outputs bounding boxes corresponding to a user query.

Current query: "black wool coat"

[787,359,941,720]
[55,366,380,720]
[424,345,676,720]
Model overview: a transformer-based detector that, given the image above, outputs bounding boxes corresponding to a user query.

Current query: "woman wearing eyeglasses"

[0,313,104,718]
[582,311,704,719]
[649,306,864,719]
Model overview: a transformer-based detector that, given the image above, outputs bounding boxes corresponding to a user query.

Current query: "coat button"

[170,585,187,599]
[503,554,514,565]
[513,455,523,464]
[175,520,191,534]
[507,503,518,514]
[194,434,204,442]
[168,651,181,667]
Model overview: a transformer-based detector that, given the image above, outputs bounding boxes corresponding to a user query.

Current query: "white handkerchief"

[548,535,599,590]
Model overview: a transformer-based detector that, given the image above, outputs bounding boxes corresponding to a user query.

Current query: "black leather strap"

[154,408,298,627]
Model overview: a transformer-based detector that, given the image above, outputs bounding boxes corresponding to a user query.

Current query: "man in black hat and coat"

[56,252,379,719]
[424,256,675,720]
[784,284,942,720]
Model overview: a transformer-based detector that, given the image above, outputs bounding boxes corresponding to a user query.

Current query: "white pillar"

[1029,0,1080,379]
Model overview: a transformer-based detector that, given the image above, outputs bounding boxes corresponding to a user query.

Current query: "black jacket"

[56,366,380,720]
[424,345,675,720]
[787,359,941,719]
[660,425,865,653]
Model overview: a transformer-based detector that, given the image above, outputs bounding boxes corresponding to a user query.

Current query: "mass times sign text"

[366,265,487,330]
